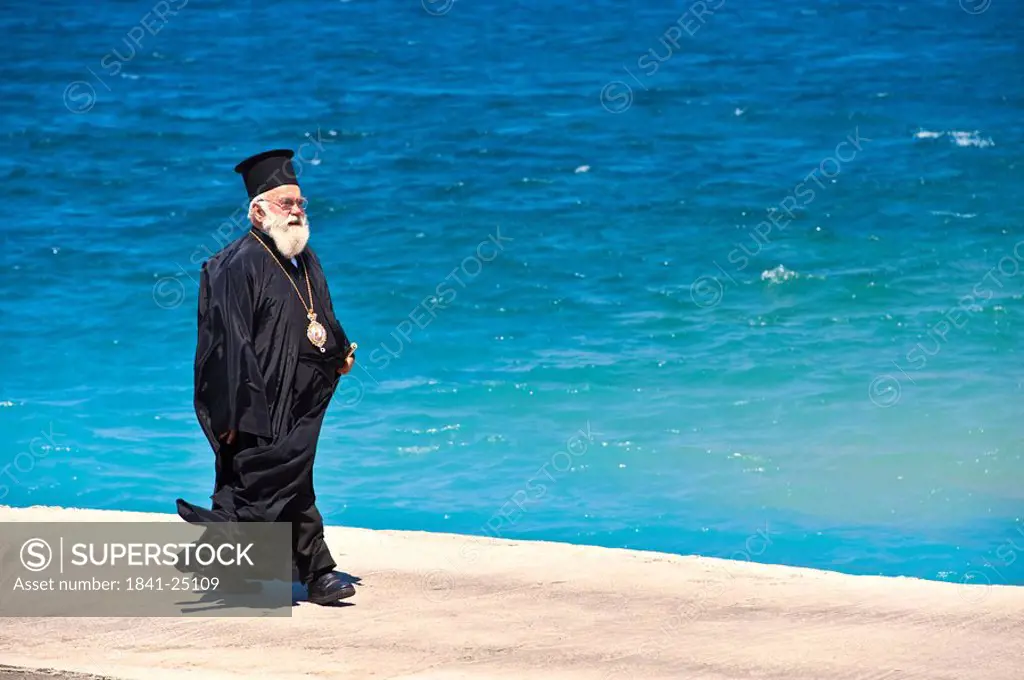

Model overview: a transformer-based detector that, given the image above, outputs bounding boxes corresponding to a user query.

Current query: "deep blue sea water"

[1,0,1022,587]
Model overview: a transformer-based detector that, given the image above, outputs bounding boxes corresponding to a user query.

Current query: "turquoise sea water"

[1,0,1022,587]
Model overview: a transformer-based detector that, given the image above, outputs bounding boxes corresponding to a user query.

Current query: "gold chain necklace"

[251,232,328,353]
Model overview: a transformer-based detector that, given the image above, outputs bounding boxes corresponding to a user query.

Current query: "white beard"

[262,212,310,258]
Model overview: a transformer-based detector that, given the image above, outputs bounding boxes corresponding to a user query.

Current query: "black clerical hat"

[234,149,299,199]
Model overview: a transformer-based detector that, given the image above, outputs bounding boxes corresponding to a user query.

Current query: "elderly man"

[175,149,356,605]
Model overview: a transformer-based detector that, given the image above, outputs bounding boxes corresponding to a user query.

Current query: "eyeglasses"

[259,196,308,213]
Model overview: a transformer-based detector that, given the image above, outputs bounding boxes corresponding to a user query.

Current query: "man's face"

[256,184,305,226]
[255,184,310,258]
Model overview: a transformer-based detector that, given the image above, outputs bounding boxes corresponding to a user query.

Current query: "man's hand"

[337,353,355,375]
[338,343,357,376]
[219,430,237,445]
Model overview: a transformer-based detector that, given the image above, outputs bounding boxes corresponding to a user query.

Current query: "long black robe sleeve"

[193,254,273,449]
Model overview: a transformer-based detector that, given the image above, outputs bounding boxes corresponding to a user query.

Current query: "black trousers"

[213,433,336,584]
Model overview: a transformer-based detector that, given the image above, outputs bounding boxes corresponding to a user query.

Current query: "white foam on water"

[913,129,994,147]
[398,445,440,454]
[760,264,800,284]
[930,210,978,219]
[949,130,994,148]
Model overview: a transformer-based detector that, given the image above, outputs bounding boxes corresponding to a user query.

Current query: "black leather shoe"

[307,571,355,605]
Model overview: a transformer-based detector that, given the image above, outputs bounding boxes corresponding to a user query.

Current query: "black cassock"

[175,227,351,584]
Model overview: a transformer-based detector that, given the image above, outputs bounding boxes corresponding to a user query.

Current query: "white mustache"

[263,215,310,258]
